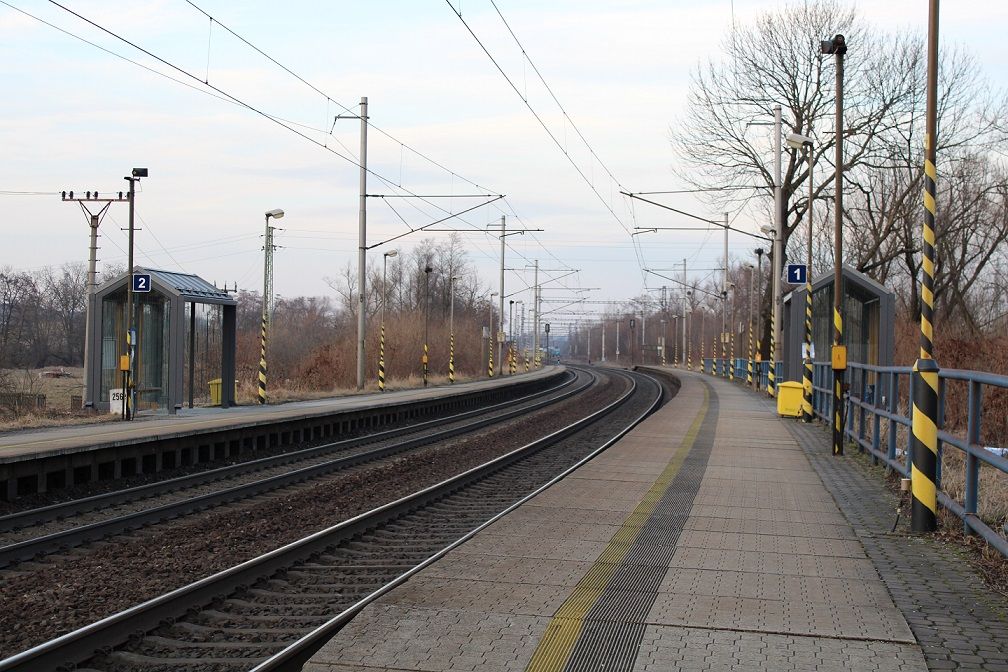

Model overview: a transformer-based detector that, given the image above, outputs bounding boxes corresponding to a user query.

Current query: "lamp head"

[755,248,765,257]
[385,249,398,258]
[265,209,284,219]
[820,34,847,55]
[786,132,814,150]
[131,168,148,178]
[424,265,433,274]
[760,224,775,237]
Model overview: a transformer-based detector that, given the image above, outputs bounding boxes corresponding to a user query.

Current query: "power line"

[16,1,583,292]
[445,2,636,244]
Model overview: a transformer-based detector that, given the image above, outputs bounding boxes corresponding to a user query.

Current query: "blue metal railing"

[694,355,1008,555]
[831,362,1008,556]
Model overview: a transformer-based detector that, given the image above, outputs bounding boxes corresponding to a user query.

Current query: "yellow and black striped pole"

[448,332,455,383]
[525,348,530,372]
[378,323,387,391]
[509,344,516,375]
[767,331,776,397]
[488,345,494,378]
[912,1,940,533]
[422,342,429,386]
[802,273,814,421]
[747,266,755,386]
[822,33,847,456]
[257,312,268,404]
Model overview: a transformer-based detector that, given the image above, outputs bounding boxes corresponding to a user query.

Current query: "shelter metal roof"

[144,268,236,304]
[94,268,237,305]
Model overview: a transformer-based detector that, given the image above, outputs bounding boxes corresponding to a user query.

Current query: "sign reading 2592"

[132,273,152,293]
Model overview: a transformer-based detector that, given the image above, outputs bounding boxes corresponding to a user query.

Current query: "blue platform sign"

[132,273,152,293]
[786,264,807,284]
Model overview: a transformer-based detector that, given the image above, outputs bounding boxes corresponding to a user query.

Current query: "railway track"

[0,369,587,567]
[0,367,665,672]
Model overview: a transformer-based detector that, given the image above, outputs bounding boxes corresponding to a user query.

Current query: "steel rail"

[252,369,664,672]
[0,367,659,672]
[1,371,572,532]
[0,371,586,568]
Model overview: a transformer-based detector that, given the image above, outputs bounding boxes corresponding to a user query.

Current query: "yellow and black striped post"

[802,276,814,421]
[422,342,429,386]
[767,331,776,397]
[747,321,754,386]
[488,346,494,378]
[912,1,940,533]
[257,313,268,404]
[448,332,455,384]
[378,324,387,392]
[729,328,735,381]
[525,349,530,372]
[509,344,516,375]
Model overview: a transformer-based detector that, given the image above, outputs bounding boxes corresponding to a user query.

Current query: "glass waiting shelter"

[782,264,895,397]
[84,268,237,414]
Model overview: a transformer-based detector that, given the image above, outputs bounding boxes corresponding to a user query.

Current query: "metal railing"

[831,361,1008,556]
[697,356,1008,556]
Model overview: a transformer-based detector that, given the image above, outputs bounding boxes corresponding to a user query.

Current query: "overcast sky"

[2,1,1006,321]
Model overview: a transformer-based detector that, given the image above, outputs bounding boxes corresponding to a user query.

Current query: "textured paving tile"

[304,372,937,671]
[784,411,1008,671]
[632,625,925,672]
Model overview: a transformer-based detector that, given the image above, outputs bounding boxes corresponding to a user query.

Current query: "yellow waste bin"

[207,379,238,406]
[776,381,804,418]
[209,378,222,406]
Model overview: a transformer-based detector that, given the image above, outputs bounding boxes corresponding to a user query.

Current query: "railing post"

[887,371,899,473]
[872,371,881,465]
[964,380,982,535]
[858,367,867,452]
[936,376,946,490]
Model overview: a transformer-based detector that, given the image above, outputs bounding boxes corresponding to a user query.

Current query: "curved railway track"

[0,370,587,567]
[0,366,667,672]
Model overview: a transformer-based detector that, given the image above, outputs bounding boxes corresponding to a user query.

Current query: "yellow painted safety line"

[525,386,711,672]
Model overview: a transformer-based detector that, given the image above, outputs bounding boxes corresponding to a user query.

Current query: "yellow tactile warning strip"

[524,385,711,672]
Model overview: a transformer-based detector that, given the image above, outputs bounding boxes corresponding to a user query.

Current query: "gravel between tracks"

[0,371,624,659]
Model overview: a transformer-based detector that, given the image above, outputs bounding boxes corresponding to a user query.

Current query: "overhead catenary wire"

[444,0,642,273]
[16,0,586,297]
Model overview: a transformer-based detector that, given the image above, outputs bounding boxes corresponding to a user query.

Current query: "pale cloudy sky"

[2,1,1005,321]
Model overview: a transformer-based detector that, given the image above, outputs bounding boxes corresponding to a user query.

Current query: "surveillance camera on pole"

[786,132,814,150]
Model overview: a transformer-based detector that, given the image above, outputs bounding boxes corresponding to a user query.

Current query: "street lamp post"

[378,249,398,392]
[661,319,667,366]
[423,265,432,387]
[449,275,459,383]
[259,208,284,404]
[788,132,815,421]
[123,167,147,420]
[746,264,755,386]
[755,248,765,391]
[509,299,515,374]
[487,292,498,377]
[822,33,847,456]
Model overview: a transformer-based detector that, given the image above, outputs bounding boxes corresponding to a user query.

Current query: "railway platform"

[304,368,1008,671]
[0,366,564,499]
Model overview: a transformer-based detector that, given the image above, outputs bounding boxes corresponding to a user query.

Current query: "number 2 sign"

[132,273,152,293]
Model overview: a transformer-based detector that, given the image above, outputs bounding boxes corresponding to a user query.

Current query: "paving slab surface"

[304,369,991,671]
[0,366,561,462]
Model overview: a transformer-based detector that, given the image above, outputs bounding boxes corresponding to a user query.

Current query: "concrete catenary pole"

[770,104,783,398]
[498,216,506,374]
[356,96,368,391]
[911,3,940,532]
[803,142,815,422]
[532,260,540,365]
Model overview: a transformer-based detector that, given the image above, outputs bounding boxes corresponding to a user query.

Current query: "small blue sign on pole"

[132,273,152,293]
[786,264,807,285]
